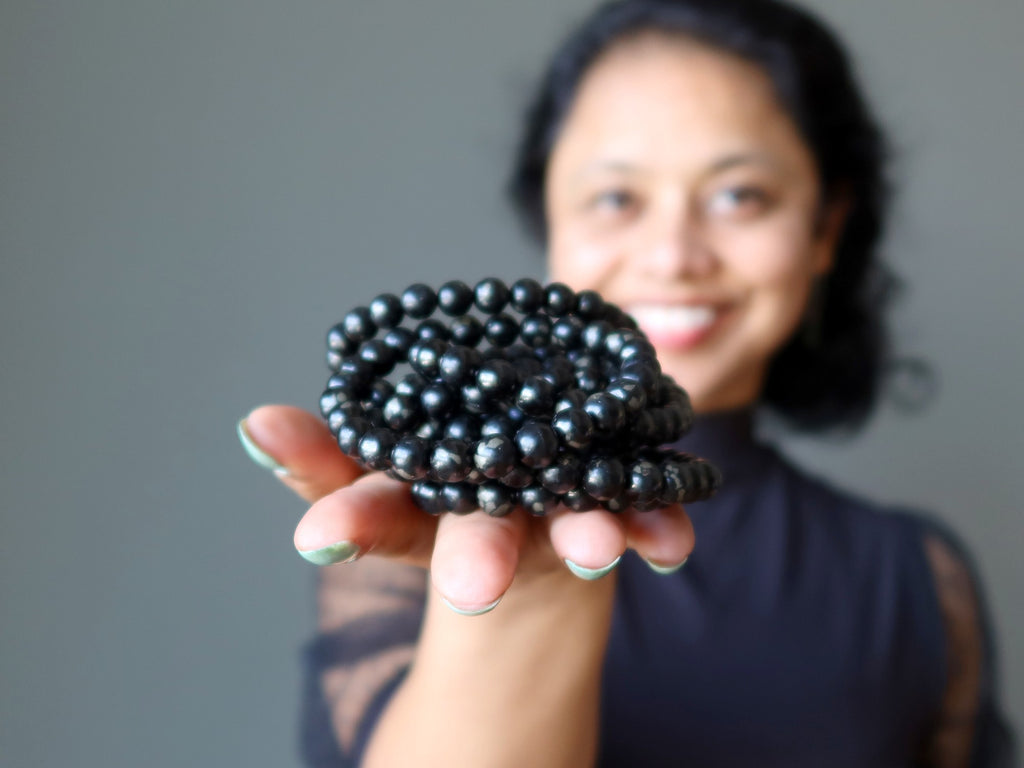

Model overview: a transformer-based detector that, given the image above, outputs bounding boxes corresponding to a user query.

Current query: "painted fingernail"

[644,556,688,575]
[564,556,621,581]
[296,541,361,566]
[440,595,502,617]
[237,418,289,477]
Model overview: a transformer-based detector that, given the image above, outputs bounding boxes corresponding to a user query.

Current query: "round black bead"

[415,420,443,441]
[473,435,517,479]
[368,293,403,328]
[563,488,599,512]
[477,483,516,517]
[342,307,376,344]
[415,318,450,341]
[516,375,555,416]
[382,327,417,358]
[327,324,358,355]
[545,282,576,316]
[539,454,582,494]
[484,313,520,347]
[358,428,396,471]
[551,315,584,350]
[443,413,480,442]
[477,359,518,398]
[442,483,477,515]
[584,393,627,434]
[627,459,664,503]
[474,278,510,313]
[366,378,395,407]
[510,278,545,313]
[394,372,427,398]
[326,349,344,371]
[401,283,437,319]
[450,315,484,347]
[390,436,430,481]
[618,338,657,364]
[520,486,557,517]
[582,457,626,500]
[410,481,445,515]
[420,382,456,419]
[553,388,588,413]
[327,405,357,434]
[430,438,472,482]
[606,378,647,413]
[541,357,575,389]
[437,280,474,316]
[659,460,687,505]
[439,345,482,386]
[552,407,594,450]
[383,394,420,431]
[581,320,612,352]
[319,387,355,418]
[460,383,488,414]
[620,359,659,391]
[520,314,552,348]
[500,465,534,489]
[575,290,606,320]
[359,339,395,373]
[408,338,446,378]
[337,417,370,456]
[480,413,516,438]
[514,421,559,469]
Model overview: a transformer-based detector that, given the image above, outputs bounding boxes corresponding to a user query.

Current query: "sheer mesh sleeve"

[300,558,427,768]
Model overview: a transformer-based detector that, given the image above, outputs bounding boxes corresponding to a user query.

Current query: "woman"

[237,0,1015,765]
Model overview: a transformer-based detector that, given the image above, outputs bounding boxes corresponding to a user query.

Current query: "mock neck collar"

[674,408,774,483]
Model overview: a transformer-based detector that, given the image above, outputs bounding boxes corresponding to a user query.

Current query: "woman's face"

[545,34,843,413]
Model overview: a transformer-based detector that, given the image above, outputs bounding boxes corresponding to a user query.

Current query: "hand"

[238,404,696,614]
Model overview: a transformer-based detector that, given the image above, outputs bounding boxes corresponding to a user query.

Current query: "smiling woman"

[237,0,1016,766]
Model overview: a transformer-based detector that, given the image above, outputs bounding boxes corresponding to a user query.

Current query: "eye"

[706,185,772,218]
[589,188,638,213]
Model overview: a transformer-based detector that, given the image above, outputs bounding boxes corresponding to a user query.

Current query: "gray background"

[1,0,1020,765]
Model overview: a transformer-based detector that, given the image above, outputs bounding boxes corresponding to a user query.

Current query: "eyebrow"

[574,152,779,181]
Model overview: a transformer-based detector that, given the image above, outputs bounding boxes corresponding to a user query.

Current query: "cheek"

[547,225,623,291]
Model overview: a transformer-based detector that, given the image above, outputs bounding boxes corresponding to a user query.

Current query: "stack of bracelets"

[319,278,722,516]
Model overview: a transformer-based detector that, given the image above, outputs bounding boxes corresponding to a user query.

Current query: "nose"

[638,204,717,279]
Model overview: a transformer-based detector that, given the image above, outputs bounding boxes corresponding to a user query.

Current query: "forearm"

[362,572,616,768]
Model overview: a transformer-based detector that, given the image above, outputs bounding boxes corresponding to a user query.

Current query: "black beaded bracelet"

[319,278,721,516]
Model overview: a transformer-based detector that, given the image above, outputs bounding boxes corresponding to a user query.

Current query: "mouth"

[627,303,727,351]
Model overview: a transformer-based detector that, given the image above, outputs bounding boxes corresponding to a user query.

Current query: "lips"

[628,303,725,351]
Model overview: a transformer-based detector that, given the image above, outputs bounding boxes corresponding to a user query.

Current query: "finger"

[238,404,362,502]
[429,509,526,614]
[293,472,438,567]
[623,504,696,573]
[547,507,628,581]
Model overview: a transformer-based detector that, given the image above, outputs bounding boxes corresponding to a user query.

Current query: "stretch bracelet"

[319,278,721,516]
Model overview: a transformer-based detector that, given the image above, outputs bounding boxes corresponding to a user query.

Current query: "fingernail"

[440,595,502,617]
[564,556,621,581]
[644,556,688,575]
[296,541,360,566]
[237,418,289,477]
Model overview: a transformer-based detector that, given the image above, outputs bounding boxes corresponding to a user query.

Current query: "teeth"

[630,305,717,333]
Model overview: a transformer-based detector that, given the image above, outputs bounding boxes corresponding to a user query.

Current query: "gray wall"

[1,1,1020,765]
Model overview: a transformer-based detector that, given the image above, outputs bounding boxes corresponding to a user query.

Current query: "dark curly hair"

[508,0,904,433]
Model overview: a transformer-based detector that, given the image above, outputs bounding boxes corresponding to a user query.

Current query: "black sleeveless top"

[300,411,1016,767]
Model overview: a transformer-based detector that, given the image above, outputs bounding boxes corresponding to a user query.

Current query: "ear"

[812,193,851,276]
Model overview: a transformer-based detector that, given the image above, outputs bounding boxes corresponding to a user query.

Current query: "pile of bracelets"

[319,278,722,516]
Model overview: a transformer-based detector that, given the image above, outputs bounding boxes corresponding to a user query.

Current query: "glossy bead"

[319,387,354,418]
[519,314,552,348]
[603,330,632,357]
[450,315,484,347]
[383,394,420,431]
[553,388,588,413]
[444,413,480,442]
[439,345,482,386]
[474,278,510,313]
[545,282,576,316]
[326,349,344,371]
[581,320,611,352]
[460,383,488,414]
[618,338,657,364]
[480,413,516,438]
[620,359,659,391]
[659,460,687,505]
[477,483,516,517]
[401,283,437,319]
[390,436,429,480]
[394,372,427,398]
[430,438,472,482]
[326,324,358,355]
[575,367,603,394]
[437,280,474,316]
[359,339,395,373]
[602,493,632,513]
[583,457,625,500]
[408,339,446,378]
[551,315,584,349]
[442,483,477,514]
[327,406,356,434]
[473,435,517,479]
[539,454,582,494]
[516,375,555,416]
[514,421,558,468]
[415,420,442,441]
[410,481,445,515]
[575,289,606,320]
[606,378,647,413]
[627,459,664,504]
[541,357,575,389]
[420,382,456,418]
[366,378,394,407]
[584,393,627,434]
[563,488,599,512]
[520,486,557,517]
[337,417,370,456]
[382,327,417,358]
[510,278,545,313]
[484,313,519,347]
[500,465,533,489]
[358,428,396,471]
[477,359,517,398]
[552,408,594,450]
[368,293,403,328]
[342,307,376,344]
[416,318,450,341]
